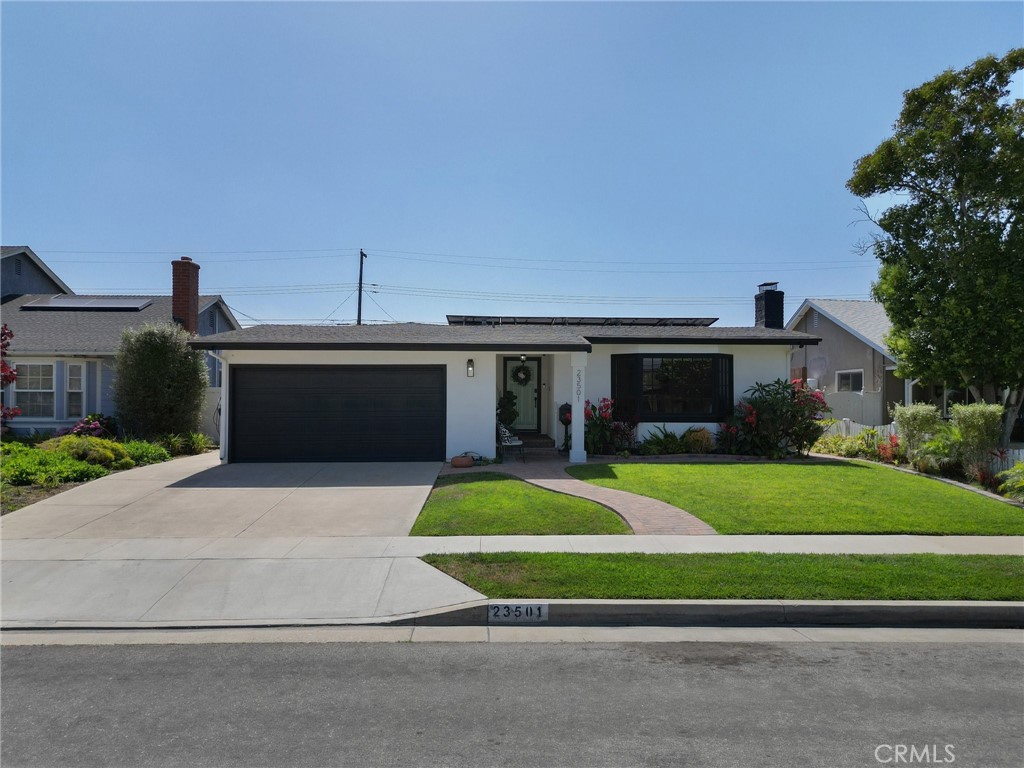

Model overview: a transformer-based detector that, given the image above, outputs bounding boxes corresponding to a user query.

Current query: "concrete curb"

[6,600,1020,632]
[402,599,1024,629]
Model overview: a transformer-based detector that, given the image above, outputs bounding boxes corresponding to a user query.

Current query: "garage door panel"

[230,365,446,462]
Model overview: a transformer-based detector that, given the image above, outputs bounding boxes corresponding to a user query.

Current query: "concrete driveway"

[0,455,489,627]
[0,454,442,539]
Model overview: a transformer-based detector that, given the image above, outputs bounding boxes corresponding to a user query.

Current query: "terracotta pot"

[450,456,474,468]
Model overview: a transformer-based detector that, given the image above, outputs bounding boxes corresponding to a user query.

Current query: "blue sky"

[2,2,1021,327]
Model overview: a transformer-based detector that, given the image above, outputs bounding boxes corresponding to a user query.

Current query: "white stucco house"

[190,284,821,463]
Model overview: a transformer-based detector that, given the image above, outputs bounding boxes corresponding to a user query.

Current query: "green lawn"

[410,472,631,536]
[566,461,1024,535]
[424,552,1024,601]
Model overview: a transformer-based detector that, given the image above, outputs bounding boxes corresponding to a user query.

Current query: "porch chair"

[497,423,526,463]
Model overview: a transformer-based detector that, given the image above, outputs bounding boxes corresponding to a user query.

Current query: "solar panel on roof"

[21,296,153,311]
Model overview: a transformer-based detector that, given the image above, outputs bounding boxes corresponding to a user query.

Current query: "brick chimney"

[755,281,784,329]
[172,257,200,334]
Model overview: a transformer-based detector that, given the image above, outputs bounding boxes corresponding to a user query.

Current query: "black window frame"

[611,353,734,422]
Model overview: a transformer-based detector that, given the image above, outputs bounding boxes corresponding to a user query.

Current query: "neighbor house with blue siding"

[1,246,240,435]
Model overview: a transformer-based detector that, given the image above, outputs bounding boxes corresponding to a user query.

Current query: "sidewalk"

[3,534,1021,629]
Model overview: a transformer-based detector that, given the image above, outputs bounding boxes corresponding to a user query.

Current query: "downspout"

[207,350,229,463]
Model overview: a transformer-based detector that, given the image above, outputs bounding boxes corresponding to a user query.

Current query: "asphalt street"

[3,639,1022,768]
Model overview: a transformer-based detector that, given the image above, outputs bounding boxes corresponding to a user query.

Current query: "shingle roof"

[1,294,234,355]
[189,322,820,351]
[787,299,891,356]
[189,323,592,351]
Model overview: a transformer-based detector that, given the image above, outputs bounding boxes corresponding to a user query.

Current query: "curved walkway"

[440,459,717,535]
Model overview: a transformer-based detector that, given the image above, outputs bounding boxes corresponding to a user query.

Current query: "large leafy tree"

[113,323,209,438]
[848,49,1024,446]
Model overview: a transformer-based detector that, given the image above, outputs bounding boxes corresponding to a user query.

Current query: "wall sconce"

[466,359,475,377]
[520,354,526,362]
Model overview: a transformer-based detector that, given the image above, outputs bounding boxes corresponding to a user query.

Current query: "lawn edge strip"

[423,552,1024,602]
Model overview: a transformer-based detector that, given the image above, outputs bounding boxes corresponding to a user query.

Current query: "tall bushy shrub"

[113,323,208,439]
[950,403,1005,480]
[892,403,942,455]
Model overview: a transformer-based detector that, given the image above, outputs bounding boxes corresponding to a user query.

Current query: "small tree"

[1,324,21,432]
[113,323,208,439]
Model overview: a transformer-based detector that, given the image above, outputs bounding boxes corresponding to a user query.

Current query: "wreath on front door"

[511,363,532,386]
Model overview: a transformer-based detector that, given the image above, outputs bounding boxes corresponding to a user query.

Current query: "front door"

[504,357,541,432]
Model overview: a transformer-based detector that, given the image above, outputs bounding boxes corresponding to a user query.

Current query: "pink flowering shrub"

[58,413,118,439]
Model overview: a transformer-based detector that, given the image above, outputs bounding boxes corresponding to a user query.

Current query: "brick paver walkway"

[440,458,717,535]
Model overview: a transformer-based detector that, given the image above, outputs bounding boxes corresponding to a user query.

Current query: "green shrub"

[997,462,1024,502]
[187,432,214,454]
[950,403,1004,481]
[0,440,31,457]
[122,440,172,466]
[113,323,208,439]
[640,425,685,455]
[917,424,964,479]
[155,432,213,456]
[1,449,109,487]
[38,435,135,470]
[892,403,942,455]
[159,433,187,456]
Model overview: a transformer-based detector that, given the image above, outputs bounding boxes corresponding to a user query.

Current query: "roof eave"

[586,335,820,346]
[189,341,593,352]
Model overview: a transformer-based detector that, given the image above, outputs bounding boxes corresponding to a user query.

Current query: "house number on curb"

[489,604,549,623]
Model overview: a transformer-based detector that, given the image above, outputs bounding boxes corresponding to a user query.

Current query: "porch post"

[569,351,587,464]
[904,377,918,406]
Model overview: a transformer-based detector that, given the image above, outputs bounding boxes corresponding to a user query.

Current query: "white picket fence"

[822,419,1024,472]
[823,419,896,439]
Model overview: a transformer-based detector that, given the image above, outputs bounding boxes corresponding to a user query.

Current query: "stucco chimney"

[755,281,784,329]
[172,256,200,334]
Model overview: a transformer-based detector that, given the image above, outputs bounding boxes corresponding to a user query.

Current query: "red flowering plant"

[583,397,636,454]
[875,433,906,465]
[0,324,21,433]
[721,379,831,458]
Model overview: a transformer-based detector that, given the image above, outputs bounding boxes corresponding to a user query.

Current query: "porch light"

[467,359,475,377]
[520,354,526,362]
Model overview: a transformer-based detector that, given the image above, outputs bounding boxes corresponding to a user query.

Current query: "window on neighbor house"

[611,354,734,421]
[66,363,84,419]
[836,370,864,392]
[15,363,54,418]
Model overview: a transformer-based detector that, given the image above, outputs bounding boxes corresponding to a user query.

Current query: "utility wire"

[321,291,357,325]
[364,291,398,322]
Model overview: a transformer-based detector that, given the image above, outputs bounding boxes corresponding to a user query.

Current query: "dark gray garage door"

[230,365,446,462]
